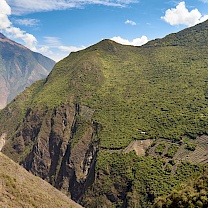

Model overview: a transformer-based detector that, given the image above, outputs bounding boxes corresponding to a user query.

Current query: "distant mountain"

[0,152,83,208]
[0,20,208,207]
[0,33,55,109]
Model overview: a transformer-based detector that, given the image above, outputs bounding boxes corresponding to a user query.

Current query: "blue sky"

[1,0,208,61]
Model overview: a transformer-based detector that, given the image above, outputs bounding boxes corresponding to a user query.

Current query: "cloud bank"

[161,1,208,27]
[7,0,137,15]
[111,36,148,46]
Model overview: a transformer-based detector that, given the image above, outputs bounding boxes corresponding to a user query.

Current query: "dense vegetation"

[165,144,179,158]
[154,170,208,208]
[82,152,206,208]
[3,42,208,150]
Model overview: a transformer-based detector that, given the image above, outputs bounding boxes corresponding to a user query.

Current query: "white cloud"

[6,27,37,50]
[38,36,86,61]
[6,0,138,15]
[0,0,11,15]
[0,0,12,29]
[38,46,50,53]
[45,53,69,62]
[44,36,62,47]
[58,45,85,52]
[161,1,208,27]
[38,46,85,62]
[14,18,40,26]
[200,0,208,3]
[111,36,148,46]
[43,36,85,51]
[125,19,136,26]
[0,0,37,50]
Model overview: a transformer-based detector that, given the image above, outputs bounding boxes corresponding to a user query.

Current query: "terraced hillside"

[0,20,208,207]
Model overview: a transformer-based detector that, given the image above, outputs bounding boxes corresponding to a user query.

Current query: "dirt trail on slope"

[101,139,154,156]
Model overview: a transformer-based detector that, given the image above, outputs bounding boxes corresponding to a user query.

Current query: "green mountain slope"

[0,33,55,109]
[7,30,208,149]
[0,21,208,207]
[0,152,83,208]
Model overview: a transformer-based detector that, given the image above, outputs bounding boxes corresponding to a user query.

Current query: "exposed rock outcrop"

[6,101,99,201]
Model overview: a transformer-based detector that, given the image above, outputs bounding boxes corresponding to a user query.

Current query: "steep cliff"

[2,100,99,201]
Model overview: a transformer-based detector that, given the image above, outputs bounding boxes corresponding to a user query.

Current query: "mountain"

[0,152,83,208]
[0,33,55,109]
[0,20,208,207]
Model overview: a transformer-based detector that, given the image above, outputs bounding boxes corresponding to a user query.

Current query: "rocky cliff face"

[9,101,99,201]
[0,33,55,109]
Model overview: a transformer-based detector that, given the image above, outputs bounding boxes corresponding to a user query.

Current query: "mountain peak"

[0,33,28,49]
[88,39,124,54]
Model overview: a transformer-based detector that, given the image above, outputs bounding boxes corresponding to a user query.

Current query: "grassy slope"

[0,152,82,208]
